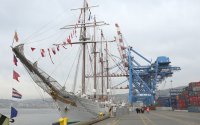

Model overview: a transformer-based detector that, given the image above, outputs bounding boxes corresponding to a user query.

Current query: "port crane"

[114,24,181,105]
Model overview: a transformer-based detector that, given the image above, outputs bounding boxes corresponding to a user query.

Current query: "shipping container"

[156,97,171,107]
[188,106,200,113]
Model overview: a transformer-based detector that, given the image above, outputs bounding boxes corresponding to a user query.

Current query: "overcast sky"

[1,0,200,99]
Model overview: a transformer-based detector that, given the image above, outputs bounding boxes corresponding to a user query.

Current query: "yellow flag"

[0,113,9,125]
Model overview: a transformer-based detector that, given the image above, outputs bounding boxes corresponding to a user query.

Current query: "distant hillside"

[0,99,56,108]
[0,86,186,108]
[156,86,186,97]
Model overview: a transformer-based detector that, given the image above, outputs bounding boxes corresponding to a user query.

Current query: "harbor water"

[0,108,60,125]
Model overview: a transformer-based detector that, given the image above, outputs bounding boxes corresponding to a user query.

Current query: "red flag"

[31,47,36,51]
[67,37,72,45]
[14,31,19,42]
[13,70,20,82]
[52,48,56,55]
[13,55,18,66]
[40,49,45,57]
[57,45,60,51]
[48,48,54,64]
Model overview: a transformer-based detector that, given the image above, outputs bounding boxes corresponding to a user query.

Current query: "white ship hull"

[56,96,109,122]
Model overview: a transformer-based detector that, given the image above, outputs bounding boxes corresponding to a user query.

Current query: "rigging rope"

[86,44,94,76]
[107,52,126,74]
[111,79,128,89]
[22,8,69,44]
[25,30,64,45]
[63,46,82,87]
[72,46,82,93]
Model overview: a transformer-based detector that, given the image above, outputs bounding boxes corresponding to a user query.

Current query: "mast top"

[71,5,99,11]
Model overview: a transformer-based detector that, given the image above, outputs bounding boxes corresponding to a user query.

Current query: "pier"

[93,110,200,125]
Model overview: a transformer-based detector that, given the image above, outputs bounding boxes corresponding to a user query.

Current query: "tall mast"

[106,40,109,96]
[59,0,110,95]
[100,30,104,99]
[93,16,97,98]
[82,0,86,94]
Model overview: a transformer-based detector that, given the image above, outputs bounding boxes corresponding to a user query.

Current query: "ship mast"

[82,0,86,95]
[106,40,109,98]
[60,0,110,96]
[100,30,104,99]
[93,16,97,98]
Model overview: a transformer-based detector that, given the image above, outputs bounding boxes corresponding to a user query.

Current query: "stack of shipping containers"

[188,82,200,112]
[169,89,182,110]
[157,82,200,112]
[176,87,189,110]
[156,97,170,107]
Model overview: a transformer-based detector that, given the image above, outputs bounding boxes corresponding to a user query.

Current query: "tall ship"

[11,0,181,123]
[12,0,120,122]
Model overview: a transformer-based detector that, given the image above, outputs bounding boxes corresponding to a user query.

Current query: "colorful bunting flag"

[57,45,60,51]
[14,31,19,42]
[52,48,56,55]
[13,55,18,66]
[48,49,54,64]
[31,47,36,52]
[10,107,18,119]
[0,113,9,125]
[12,88,22,99]
[40,49,45,57]
[13,70,20,82]
[67,38,72,45]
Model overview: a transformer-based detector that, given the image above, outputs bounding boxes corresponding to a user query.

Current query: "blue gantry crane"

[127,47,181,105]
[115,23,181,105]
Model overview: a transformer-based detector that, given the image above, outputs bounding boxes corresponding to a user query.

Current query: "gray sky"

[1,0,200,99]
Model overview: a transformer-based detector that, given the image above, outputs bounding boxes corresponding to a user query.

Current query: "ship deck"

[93,110,200,125]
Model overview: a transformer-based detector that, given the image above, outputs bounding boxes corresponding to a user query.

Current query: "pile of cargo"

[170,89,182,110]
[176,88,189,110]
[156,81,200,112]
[187,82,200,112]
[156,97,170,107]
[172,82,200,112]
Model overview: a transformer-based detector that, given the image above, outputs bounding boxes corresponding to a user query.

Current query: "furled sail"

[12,44,77,106]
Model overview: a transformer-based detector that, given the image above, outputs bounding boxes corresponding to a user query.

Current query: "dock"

[93,110,200,125]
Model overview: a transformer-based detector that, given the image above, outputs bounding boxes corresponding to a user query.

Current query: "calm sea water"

[0,108,60,125]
